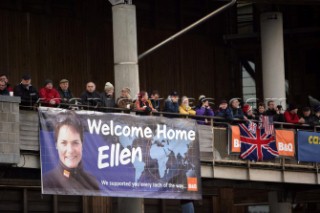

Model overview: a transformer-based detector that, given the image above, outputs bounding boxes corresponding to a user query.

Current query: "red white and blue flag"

[260,115,274,135]
[239,121,278,161]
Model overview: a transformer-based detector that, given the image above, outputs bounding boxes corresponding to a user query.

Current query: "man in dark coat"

[13,74,39,108]
[57,79,74,106]
[163,91,179,117]
[80,81,102,107]
[100,82,116,112]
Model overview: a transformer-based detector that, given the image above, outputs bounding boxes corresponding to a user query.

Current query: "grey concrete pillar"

[260,12,286,109]
[112,4,143,213]
[268,191,292,213]
[112,4,139,100]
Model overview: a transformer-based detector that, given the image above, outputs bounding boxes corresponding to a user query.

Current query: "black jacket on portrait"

[43,161,100,194]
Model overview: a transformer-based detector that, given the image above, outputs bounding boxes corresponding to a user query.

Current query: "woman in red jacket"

[39,79,61,107]
[284,104,304,124]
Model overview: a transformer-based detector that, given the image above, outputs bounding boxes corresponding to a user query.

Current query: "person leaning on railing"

[284,104,304,124]
[80,82,102,107]
[150,90,161,111]
[179,96,196,116]
[116,87,133,110]
[100,82,116,113]
[163,91,180,118]
[39,79,61,107]
[135,91,156,115]
[242,104,256,120]
[301,106,319,126]
[215,99,231,119]
[227,98,245,120]
[195,96,214,125]
[57,79,74,105]
[13,74,39,109]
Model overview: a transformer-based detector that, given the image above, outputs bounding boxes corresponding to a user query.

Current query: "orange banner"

[275,129,295,157]
[231,125,241,153]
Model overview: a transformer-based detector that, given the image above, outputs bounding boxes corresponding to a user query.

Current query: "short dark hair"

[267,100,274,106]
[258,102,265,108]
[151,90,159,96]
[54,111,84,144]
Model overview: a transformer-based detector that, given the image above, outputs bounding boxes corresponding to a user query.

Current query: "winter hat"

[171,91,179,97]
[287,103,298,111]
[302,106,311,112]
[242,104,252,114]
[44,79,53,86]
[104,82,114,92]
[220,99,228,104]
[22,74,31,80]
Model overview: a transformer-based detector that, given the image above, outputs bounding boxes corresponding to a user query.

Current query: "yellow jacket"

[179,105,196,115]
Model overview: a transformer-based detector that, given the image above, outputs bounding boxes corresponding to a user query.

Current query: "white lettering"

[98,146,109,169]
[87,119,102,134]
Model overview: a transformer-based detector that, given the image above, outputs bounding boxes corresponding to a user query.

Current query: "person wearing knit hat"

[242,104,255,120]
[284,103,303,124]
[100,82,116,110]
[179,96,196,116]
[39,79,61,107]
[116,87,133,109]
[58,79,74,105]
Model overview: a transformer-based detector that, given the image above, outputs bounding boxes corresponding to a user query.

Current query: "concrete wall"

[0,96,20,164]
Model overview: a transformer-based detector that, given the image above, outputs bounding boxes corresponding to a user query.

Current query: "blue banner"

[39,107,201,200]
[297,130,320,163]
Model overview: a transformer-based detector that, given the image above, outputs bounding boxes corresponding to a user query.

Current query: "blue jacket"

[164,99,179,117]
[216,108,232,120]
[227,107,244,120]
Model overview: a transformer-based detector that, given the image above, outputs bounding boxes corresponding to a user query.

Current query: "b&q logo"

[187,177,198,191]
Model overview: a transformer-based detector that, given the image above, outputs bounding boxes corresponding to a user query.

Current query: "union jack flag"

[239,122,278,161]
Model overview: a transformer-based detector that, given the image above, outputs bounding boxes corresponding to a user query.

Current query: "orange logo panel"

[231,125,241,153]
[275,129,295,157]
[187,177,198,192]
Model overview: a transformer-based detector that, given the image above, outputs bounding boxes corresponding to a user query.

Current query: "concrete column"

[260,12,286,109]
[268,191,292,213]
[112,4,143,213]
[112,4,139,100]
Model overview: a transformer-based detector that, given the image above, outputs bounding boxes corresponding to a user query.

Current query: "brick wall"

[0,96,21,164]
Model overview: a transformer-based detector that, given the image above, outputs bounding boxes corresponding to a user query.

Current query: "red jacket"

[284,111,299,124]
[39,87,61,106]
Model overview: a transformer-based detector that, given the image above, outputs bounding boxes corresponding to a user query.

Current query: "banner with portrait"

[39,107,201,200]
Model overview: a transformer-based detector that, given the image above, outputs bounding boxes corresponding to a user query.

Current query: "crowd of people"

[1,73,320,126]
